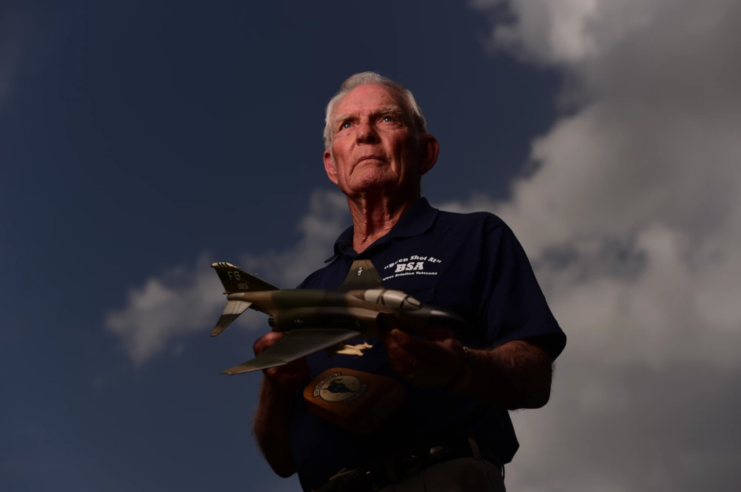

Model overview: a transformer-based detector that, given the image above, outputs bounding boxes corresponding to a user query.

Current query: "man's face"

[323,84,435,199]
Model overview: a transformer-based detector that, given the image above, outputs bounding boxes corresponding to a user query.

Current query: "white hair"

[323,72,428,150]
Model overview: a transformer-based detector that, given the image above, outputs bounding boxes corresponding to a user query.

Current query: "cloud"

[105,189,348,365]
[462,0,741,490]
[237,190,349,288]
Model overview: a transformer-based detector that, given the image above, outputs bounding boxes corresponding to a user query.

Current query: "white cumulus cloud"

[458,0,741,490]
[105,189,348,365]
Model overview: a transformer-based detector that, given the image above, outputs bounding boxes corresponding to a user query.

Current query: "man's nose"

[356,120,379,143]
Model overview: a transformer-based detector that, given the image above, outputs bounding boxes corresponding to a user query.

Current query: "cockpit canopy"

[363,289,422,311]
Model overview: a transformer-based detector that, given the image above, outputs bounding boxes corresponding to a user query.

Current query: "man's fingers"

[265,356,309,379]
[253,331,312,389]
[421,327,454,342]
[253,331,284,356]
[383,329,418,374]
[382,329,464,388]
[388,329,456,365]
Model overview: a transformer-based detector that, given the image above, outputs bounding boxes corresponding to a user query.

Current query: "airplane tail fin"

[211,262,280,293]
[210,262,279,337]
[338,259,384,291]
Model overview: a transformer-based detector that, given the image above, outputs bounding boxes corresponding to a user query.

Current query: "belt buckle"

[429,445,448,460]
[353,469,381,492]
[354,463,392,492]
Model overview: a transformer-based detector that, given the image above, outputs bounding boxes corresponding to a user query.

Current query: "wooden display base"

[303,368,406,434]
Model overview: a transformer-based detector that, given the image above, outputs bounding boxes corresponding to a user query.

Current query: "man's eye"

[382,116,395,122]
[341,122,352,129]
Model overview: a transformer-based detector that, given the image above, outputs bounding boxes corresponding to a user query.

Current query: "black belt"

[313,438,504,492]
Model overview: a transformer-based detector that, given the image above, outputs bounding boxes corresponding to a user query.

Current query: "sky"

[2,0,740,491]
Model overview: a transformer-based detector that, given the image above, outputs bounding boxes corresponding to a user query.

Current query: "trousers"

[377,457,505,492]
[313,439,505,492]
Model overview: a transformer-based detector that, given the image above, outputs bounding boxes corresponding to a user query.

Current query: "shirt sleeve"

[481,222,567,361]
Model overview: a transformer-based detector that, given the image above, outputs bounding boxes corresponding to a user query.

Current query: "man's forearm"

[253,378,297,477]
[457,340,553,410]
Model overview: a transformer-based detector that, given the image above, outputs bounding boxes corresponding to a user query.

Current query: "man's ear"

[323,149,339,185]
[418,134,439,176]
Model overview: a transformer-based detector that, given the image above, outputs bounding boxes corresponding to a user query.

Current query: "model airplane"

[210,259,466,375]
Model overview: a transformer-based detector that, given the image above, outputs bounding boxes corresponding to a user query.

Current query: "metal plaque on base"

[303,368,405,434]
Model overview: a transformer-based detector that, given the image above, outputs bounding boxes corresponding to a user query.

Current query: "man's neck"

[346,191,419,254]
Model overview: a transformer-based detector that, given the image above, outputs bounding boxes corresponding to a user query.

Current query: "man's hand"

[382,328,554,409]
[381,328,467,389]
[253,331,311,392]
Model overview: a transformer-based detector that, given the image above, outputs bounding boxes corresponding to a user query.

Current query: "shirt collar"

[325,197,439,262]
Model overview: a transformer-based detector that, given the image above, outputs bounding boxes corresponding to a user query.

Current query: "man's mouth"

[350,155,387,175]
[356,156,386,165]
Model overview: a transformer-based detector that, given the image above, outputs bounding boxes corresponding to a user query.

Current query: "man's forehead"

[334,84,403,116]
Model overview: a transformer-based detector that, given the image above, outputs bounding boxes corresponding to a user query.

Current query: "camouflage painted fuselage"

[225,288,463,337]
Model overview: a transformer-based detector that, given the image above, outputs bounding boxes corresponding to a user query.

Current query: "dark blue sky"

[1,1,558,490]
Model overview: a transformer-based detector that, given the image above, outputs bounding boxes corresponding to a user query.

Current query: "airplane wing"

[337,259,384,291]
[220,328,362,375]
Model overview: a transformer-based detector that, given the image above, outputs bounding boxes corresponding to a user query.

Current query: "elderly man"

[252,72,566,491]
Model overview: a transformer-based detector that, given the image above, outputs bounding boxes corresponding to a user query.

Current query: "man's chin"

[343,181,418,203]
[345,171,393,191]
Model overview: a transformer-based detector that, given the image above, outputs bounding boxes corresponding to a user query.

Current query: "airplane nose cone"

[429,309,467,329]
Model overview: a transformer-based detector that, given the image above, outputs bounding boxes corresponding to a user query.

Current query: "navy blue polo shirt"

[290,197,566,491]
